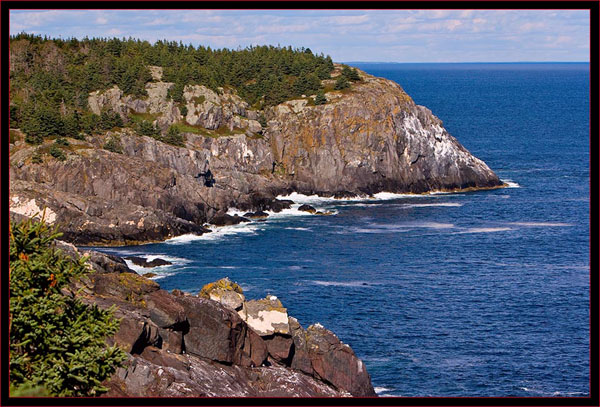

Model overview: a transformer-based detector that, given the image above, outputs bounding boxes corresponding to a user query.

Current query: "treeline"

[10,34,336,121]
[9,34,363,148]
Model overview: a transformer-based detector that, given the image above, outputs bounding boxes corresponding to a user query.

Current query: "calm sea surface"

[97,63,590,397]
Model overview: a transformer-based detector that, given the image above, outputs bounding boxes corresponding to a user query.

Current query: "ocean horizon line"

[343,61,589,64]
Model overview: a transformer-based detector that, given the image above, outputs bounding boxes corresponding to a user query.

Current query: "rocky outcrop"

[60,245,375,397]
[125,256,172,268]
[9,65,504,244]
[266,70,502,195]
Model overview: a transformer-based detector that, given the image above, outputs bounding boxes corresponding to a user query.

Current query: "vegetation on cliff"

[9,218,126,396]
[9,34,343,140]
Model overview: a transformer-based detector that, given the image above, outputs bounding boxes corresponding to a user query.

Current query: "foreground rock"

[61,246,375,397]
[9,66,503,244]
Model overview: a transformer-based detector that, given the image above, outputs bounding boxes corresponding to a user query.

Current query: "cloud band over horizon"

[9,9,590,63]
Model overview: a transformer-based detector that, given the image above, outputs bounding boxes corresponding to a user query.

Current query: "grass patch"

[191,95,206,105]
[214,125,246,137]
[170,122,209,136]
[129,111,160,124]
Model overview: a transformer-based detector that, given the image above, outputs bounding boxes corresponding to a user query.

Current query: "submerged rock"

[243,211,269,219]
[210,213,250,227]
[298,204,317,213]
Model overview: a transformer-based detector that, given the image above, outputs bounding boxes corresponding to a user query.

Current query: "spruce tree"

[9,218,126,396]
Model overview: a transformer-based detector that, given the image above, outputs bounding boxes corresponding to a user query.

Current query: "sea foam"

[509,222,573,227]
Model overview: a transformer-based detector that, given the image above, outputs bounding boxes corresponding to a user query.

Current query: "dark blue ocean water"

[98,63,590,397]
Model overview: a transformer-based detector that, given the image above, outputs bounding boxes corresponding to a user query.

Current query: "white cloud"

[327,15,370,25]
[255,24,311,34]
[519,21,547,33]
[95,16,108,25]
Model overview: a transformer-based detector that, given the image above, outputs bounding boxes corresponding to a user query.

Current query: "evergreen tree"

[334,75,350,90]
[136,120,160,138]
[9,218,126,396]
[164,125,185,146]
[49,145,66,161]
[314,91,327,105]
[62,111,81,138]
[21,105,64,144]
[80,113,100,135]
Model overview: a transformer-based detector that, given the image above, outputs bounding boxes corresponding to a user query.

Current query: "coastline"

[76,182,511,248]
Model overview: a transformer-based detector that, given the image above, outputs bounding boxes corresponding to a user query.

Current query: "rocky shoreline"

[55,241,376,397]
[9,66,504,246]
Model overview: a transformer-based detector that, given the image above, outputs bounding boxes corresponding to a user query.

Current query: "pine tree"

[9,218,127,396]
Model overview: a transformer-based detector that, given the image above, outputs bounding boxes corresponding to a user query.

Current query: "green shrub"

[9,218,126,396]
[180,105,188,117]
[31,149,43,164]
[258,114,267,128]
[164,125,185,146]
[314,91,327,105]
[55,137,69,146]
[342,65,361,81]
[334,75,350,90]
[49,145,66,161]
[135,120,160,138]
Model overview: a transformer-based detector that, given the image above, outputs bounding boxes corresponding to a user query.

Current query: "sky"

[9,9,590,63]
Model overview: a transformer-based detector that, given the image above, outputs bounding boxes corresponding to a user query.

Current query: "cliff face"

[9,66,503,244]
[56,242,375,397]
[267,72,501,195]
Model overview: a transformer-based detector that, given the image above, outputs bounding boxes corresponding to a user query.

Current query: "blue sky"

[9,9,590,62]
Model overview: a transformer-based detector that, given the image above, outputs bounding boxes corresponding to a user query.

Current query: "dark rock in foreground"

[65,246,376,397]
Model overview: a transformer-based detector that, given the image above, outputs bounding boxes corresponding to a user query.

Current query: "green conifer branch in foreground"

[9,217,126,397]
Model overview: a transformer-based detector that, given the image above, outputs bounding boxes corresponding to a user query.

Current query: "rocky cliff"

[55,242,375,397]
[9,65,504,244]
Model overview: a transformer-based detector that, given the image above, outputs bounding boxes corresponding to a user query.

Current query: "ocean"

[96,63,590,397]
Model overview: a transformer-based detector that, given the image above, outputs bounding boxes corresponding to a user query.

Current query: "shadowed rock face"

[60,244,375,397]
[9,67,503,245]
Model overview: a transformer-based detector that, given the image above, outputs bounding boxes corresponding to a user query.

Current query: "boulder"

[305,324,376,397]
[240,296,290,336]
[210,213,250,226]
[199,277,245,311]
[298,204,317,214]
[264,334,294,364]
[144,289,187,329]
[267,199,294,213]
[125,256,172,268]
[176,295,266,367]
[243,211,269,219]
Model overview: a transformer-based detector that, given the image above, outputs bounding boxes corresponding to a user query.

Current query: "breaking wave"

[502,179,521,188]
[509,222,573,227]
